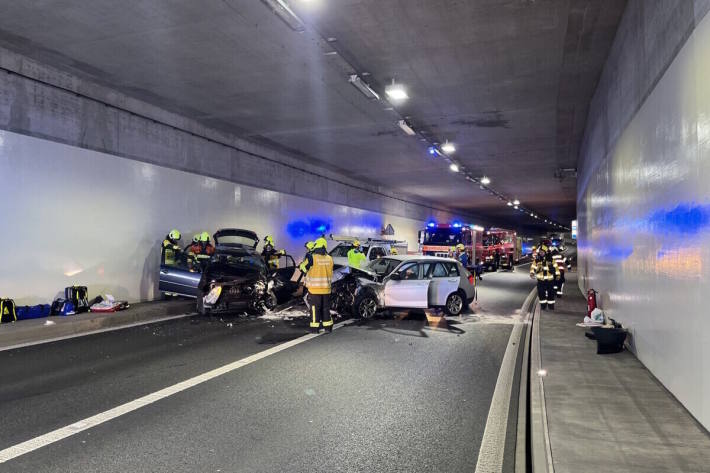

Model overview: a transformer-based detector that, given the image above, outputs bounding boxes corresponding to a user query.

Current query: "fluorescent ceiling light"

[348,74,380,100]
[514,205,519,209]
[449,163,459,173]
[397,120,416,136]
[385,81,408,101]
[260,0,306,32]
[513,199,520,206]
[480,176,490,185]
[441,141,456,154]
[507,202,513,207]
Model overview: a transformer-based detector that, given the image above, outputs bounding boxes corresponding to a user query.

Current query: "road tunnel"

[1,1,710,472]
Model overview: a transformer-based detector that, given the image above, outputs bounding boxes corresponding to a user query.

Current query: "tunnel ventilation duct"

[260,0,306,32]
[349,74,380,100]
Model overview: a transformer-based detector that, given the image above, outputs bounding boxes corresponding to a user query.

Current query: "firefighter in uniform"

[192,231,215,270]
[456,243,469,267]
[262,235,285,270]
[304,237,334,333]
[551,247,567,297]
[530,249,560,310]
[161,229,183,266]
[390,247,398,255]
[347,240,367,269]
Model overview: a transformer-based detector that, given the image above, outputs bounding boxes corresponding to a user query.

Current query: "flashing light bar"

[452,221,462,228]
[427,221,436,228]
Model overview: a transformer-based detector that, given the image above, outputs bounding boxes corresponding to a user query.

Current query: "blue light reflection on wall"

[647,203,710,235]
[286,217,333,239]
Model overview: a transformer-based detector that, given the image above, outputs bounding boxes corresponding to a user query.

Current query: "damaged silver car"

[331,255,476,319]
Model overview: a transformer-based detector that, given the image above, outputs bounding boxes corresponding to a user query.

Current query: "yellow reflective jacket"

[347,248,367,269]
[305,253,334,295]
[530,260,560,281]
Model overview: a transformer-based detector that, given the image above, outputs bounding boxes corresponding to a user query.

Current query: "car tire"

[353,292,378,319]
[444,291,466,316]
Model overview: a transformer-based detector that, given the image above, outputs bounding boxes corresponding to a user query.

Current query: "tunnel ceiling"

[0,0,626,230]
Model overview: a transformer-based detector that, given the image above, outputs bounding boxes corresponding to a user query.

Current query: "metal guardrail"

[515,292,555,473]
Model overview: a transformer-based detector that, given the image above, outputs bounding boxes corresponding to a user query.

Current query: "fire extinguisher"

[587,289,598,317]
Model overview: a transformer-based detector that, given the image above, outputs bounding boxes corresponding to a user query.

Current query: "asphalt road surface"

[0,268,534,473]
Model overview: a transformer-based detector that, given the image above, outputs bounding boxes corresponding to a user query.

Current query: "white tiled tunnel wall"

[578,11,710,429]
[0,130,428,305]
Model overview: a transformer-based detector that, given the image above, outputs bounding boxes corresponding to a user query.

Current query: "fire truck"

[480,228,521,271]
[418,222,481,269]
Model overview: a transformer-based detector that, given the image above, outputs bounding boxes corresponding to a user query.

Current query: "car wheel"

[353,292,378,319]
[444,291,465,316]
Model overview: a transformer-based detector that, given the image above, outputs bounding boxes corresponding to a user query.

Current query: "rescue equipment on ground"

[89,295,130,313]
[15,304,51,320]
[0,298,17,324]
[51,298,76,316]
[65,286,90,313]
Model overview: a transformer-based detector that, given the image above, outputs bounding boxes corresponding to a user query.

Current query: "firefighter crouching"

[304,237,334,333]
[530,249,560,310]
[551,247,567,297]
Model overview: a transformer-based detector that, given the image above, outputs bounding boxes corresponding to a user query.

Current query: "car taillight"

[468,275,475,286]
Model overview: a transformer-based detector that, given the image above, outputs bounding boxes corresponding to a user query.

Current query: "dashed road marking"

[0,319,354,464]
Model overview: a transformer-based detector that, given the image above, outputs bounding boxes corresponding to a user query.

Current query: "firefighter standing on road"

[304,237,334,333]
[551,247,567,297]
[530,249,560,310]
[161,229,183,266]
[455,243,469,267]
[347,240,367,269]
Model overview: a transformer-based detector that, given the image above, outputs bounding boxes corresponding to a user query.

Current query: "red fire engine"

[418,222,482,269]
[480,228,521,271]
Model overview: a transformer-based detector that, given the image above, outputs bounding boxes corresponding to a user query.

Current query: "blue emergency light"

[427,221,436,228]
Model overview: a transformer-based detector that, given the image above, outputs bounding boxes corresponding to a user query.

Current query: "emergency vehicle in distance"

[480,228,522,271]
[418,222,481,269]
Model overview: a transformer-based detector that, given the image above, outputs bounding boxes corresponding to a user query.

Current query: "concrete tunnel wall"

[0,129,429,305]
[0,46,471,305]
[577,0,710,429]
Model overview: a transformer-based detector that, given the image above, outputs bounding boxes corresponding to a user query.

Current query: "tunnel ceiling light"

[480,176,490,185]
[513,199,520,206]
[441,141,456,154]
[397,120,416,136]
[348,74,380,100]
[385,80,409,101]
[449,163,460,173]
[260,0,306,32]
[514,205,519,209]
[507,202,513,207]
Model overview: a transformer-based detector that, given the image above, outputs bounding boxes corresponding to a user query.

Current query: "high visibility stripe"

[322,320,333,327]
[548,300,555,304]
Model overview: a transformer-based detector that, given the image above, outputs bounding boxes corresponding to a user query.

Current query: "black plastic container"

[591,326,627,354]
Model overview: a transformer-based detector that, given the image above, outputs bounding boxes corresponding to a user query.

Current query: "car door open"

[383,262,429,308]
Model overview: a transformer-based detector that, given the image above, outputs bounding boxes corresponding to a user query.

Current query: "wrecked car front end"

[331,266,384,318]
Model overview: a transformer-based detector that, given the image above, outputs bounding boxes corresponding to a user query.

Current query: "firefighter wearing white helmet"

[161,229,183,266]
[347,240,367,269]
[303,237,334,333]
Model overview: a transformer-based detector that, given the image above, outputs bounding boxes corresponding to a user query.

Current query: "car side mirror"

[389,272,402,281]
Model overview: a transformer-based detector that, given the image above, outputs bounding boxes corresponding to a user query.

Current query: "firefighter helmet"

[456,243,465,251]
[314,237,328,250]
[168,229,181,241]
[199,231,210,243]
[390,247,398,255]
[353,239,361,248]
[264,235,274,246]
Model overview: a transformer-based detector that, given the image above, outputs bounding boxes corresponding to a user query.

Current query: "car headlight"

[204,286,222,305]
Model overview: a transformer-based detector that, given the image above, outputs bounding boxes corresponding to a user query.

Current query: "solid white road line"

[0,312,198,352]
[474,287,536,473]
[0,319,354,464]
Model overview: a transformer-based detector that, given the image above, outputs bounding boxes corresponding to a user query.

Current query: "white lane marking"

[0,319,354,464]
[474,287,536,473]
[0,312,197,352]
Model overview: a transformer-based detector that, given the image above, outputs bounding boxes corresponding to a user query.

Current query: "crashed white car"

[331,255,476,318]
